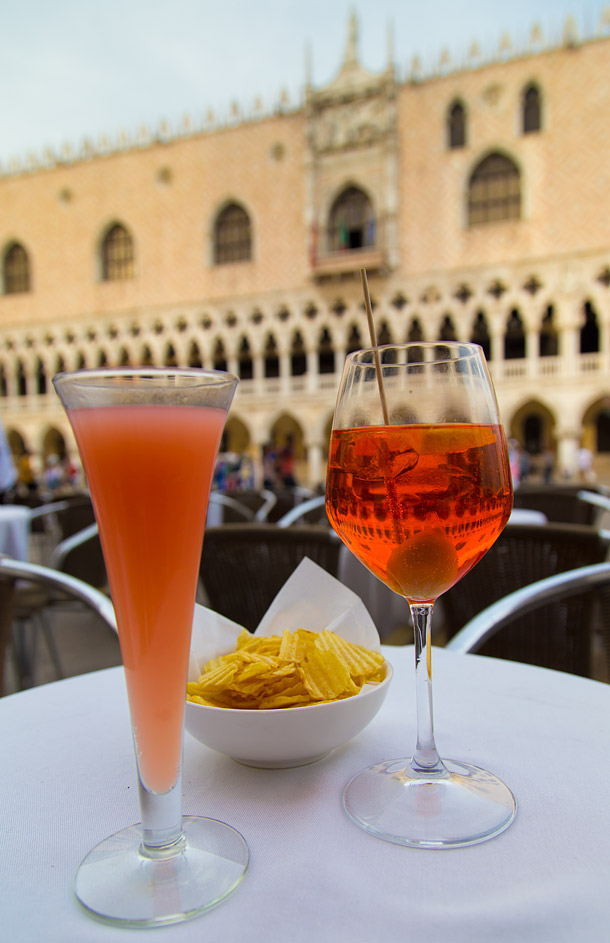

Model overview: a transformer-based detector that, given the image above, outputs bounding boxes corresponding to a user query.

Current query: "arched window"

[470,312,491,360]
[318,327,335,375]
[212,339,227,372]
[3,242,30,294]
[188,342,203,368]
[346,324,363,354]
[101,224,135,281]
[504,309,526,360]
[447,101,466,149]
[522,84,541,134]
[539,306,558,357]
[580,301,600,354]
[214,203,252,264]
[467,153,521,226]
[327,186,376,252]
[439,315,457,341]
[407,319,424,343]
[290,331,307,376]
[238,336,253,381]
[264,334,279,378]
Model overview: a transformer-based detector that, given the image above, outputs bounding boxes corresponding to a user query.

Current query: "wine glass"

[53,368,249,927]
[325,342,516,848]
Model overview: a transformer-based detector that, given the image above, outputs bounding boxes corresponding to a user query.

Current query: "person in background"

[0,419,17,504]
[17,448,38,496]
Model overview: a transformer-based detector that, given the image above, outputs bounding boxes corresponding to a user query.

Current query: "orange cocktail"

[68,403,225,793]
[326,423,512,603]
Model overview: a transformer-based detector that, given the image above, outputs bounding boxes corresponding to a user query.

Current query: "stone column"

[556,427,581,480]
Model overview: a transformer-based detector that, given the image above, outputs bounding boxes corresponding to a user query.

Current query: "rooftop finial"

[344,9,359,67]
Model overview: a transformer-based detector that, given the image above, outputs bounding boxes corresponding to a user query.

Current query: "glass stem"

[138,767,185,856]
[409,603,445,775]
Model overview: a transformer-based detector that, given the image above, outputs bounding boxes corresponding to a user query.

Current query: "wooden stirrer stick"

[360,268,390,425]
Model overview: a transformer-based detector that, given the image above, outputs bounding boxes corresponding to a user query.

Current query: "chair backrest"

[446,561,610,679]
[512,484,608,526]
[199,523,341,631]
[440,522,610,675]
[208,492,255,524]
[0,555,117,695]
[49,522,108,592]
[277,495,329,527]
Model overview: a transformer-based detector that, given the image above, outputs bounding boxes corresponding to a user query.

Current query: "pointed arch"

[447,99,467,149]
[522,83,542,134]
[213,202,252,264]
[467,152,521,225]
[327,185,376,252]
[100,222,135,281]
[3,241,31,294]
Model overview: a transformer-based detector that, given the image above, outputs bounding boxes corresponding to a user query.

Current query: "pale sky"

[0,0,604,167]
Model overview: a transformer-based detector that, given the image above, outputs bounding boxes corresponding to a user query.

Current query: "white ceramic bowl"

[184,661,393,768]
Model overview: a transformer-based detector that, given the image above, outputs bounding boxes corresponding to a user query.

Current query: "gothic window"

[101,224,135,281]
[35,358,47,395]
[580,301,600,354]
[3,242,30,294]
[188,342,203,368]
[264,333,280,378]
[212,339,227,372]
[290,331,307,376]
[539,306,558,357]
[407,319,424,343]
[327,186,376,252]
[439,315,457,341]
[346,324,363,354]
[522,84,542,134]
[16,359,27,396]
[447,101,466,149]
[470,312,491,360]
[164,343,178,367]
[504,309,526,360]
[238,336,253,381]
[214,203,252,264]
[377,321,393,346]
[318,327,335,374]
[467,153,521,226]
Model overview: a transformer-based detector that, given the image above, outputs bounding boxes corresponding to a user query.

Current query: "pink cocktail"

[54,369,249,928]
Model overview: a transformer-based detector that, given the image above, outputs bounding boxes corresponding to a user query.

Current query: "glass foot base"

[343,757,516,848]
[74,816,249,927]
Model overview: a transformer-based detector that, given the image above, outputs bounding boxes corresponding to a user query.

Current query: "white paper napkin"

[188,557,380,681]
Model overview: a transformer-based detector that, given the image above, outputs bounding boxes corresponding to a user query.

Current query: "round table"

[0,504,30,561]
[1,646,609,942]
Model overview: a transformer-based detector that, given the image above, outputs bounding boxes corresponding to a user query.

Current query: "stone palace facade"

[2,10,610,486]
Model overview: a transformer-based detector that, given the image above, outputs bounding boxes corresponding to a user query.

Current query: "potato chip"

[186,628,386,710]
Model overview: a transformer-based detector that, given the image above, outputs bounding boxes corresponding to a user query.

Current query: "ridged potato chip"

[187,629,385,710]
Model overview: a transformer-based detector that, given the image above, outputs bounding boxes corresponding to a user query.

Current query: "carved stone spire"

[343,9,359,68]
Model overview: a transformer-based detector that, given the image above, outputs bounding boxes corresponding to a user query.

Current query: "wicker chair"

[446,561,610,679]
[440,522,610,676]
[198,523,342,631]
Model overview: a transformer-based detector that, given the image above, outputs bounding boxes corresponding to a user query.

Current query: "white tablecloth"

[0,504,30,560]
[2,646,610,943]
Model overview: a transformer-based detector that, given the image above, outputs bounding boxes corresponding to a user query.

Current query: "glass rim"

[346,341,485,368]
[53,365,239,388]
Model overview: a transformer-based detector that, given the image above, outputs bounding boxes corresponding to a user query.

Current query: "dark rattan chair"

[198,523,342,631]
[446,561,610,679]
[440,522,610,676]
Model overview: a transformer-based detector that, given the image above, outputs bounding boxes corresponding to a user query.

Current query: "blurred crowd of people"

[0,419,82,504]
[213,437,299,494]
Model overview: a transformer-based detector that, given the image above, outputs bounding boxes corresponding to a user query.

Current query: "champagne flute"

[326,342,516,848]
[53,368,249,927]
